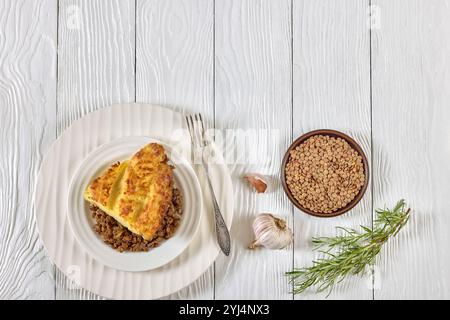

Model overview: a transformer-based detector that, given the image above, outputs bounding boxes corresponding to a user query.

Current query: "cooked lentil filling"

[90,188,183,252]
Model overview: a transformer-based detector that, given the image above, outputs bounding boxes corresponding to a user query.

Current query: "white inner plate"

[34,104,234,299]
[67,136,202,272]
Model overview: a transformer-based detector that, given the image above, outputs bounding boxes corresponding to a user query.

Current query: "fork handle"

[202,164,231,256]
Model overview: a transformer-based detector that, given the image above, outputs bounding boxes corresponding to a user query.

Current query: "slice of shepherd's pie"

[84,143,174,242]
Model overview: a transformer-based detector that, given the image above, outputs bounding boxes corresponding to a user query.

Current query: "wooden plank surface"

[56,0,135,299]
[292,0,372,299]
[214,0,293,299]
[135,0,214,299]
[2,0,450,300]
[372,0,450,299]
[0,0,57,300]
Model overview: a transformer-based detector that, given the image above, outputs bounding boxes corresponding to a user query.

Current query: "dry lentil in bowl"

[284,134,366,215]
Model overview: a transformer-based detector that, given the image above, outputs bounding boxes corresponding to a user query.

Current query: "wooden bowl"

[281,129,369,218]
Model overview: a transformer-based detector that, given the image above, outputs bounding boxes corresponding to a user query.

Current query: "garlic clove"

[249,213,293,250]
[244,174,268,193]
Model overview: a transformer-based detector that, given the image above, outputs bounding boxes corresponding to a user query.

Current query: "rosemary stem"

[288,200,410,296]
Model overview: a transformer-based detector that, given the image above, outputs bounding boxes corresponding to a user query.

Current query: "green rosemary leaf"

[287,200,410,296]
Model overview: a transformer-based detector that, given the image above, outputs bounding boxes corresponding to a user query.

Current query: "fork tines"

[185,113,206,148]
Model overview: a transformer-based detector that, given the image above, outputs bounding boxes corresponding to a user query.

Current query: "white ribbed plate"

[67,136,202,272]
[34,104,233,299]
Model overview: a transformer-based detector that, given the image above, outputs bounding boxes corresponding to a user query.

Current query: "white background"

[1,0,450,299]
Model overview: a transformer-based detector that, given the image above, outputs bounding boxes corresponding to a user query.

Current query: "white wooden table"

[1,0,450,300]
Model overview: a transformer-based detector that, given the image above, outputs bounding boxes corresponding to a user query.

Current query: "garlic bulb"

[249,214,293,250]
[244,174,268,193]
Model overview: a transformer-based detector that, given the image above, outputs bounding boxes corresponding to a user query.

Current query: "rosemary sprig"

[287,200,410,296]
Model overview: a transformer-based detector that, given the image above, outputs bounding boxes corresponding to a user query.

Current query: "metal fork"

[186,114,231,256]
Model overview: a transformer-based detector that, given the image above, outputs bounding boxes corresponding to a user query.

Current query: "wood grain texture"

[136,0,214,299]
[214,0,293,299]
[372,0,450,299]
[57,0,135,299]
[0,0,57,299]
[292,0,372,299]
[3,0,450,300]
